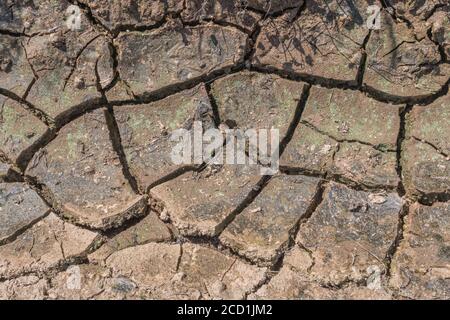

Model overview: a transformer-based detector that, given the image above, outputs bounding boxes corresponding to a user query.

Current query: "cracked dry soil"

[0,0,449,300]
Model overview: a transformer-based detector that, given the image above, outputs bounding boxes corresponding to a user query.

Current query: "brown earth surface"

[0,0,449,300]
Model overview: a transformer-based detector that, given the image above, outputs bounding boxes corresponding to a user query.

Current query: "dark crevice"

[103,41,120,92]
[0,28,28,37]
[249,64,450,106]
[0,88,54,127]
[204,82,221,127]
[301,119,397,152]
[356,30,372,87]
[245,3,304,20]
[411,136,449,158]
[97,204,171,243]
[379,0,413,30]
[242,15,262,63]
[279,165,325,179]
[423,3,448,21]
[271,180,325,272]
[63,34,101,90]
[278,83,311,157]
[246,180,327,296]
[362,75,450,105]
[251,64,359,90]
[0,234,105,283]
[108,64,246,107]
[23,175,101,234]
[111,18,168,38]
[15,128,56,172]
[181,18,252,35]
[427,27,448,64]
[22,77,36,101]
[215,175,272,236]
[181,234,260,267]
[384,201,410,277]
[280,166,397,193]
[319,276,368,291]
[67,0,110,34]
[396,104,413,197]
[52,97,106,128]
[327,172,398,193]
[381,40,416,59]
[175,244,184,272]
[0,210,51,247]
[147,165,201,193]
[94,58,106,100]
[99,52,143,195]
[103,107,140,195]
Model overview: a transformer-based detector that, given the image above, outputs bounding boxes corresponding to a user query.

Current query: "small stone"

[171,272,186,282]
[368,194,387,205]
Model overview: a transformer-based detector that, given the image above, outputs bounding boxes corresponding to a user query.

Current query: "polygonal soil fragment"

[174,243,266,300]
[182,0,261,33]
[26,109,146,230]
[0,275,48,300]
[283,86,400,188]
[0,99,50,167]
[296,182,401,285]
[0,0,86,35]
[0,212,98,278]
[78,0,167,32]
[403,140,449,201]
[105,79,135,102]
[385,0,448,37]
[390,203,450,299]
[150,165,261,237]
[0,35,35,98]
[0,182,50,244]
[253,0,372,82]
[402,95,450,200]
[50,243,265,299]
[89,211,172,262]
[113,84,215,191]
[115,25,248,96]
[330,142,399,189]
[220,175,321,264]
[250,245,392,299]
[25,32,112,123]
[212,71,303,136]
[364,11,448,97]
[407,95,450,156]
[428,6,450,59]
[280,124,338,174]
[301,87,400,148]
[0,1,19,33]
